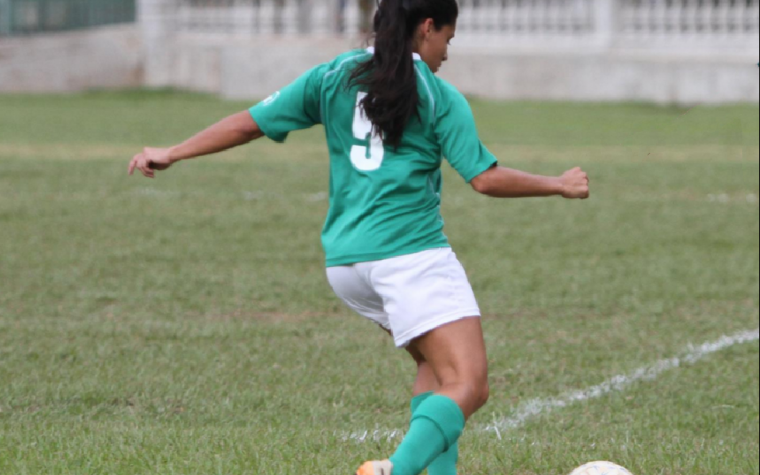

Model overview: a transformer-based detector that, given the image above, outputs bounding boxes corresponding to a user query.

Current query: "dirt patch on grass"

[204,308,349,323]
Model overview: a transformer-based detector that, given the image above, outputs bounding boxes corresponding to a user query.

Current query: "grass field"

[0,91,758,475]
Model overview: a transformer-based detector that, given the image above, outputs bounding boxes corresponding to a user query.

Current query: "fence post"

[138,0,174,87]
[296,0,312,34]
[0,0,12,36]
[593,0,618,50]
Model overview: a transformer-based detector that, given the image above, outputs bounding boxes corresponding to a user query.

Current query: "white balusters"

[296,0,313,34]
[257,0,276,34]
[681,0,697,36]
[343,0,360,36]
[481,0,501,33]
[281,0,299,34]
[749,0,760,33]
[230,0,255,36]
[547,0,564,34]
[457,0,477,34]
[163,0,759,47]
[621,0,760,39]
[310,0,333,35]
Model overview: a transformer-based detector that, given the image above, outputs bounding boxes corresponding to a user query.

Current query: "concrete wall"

[143,0,759,105]
[166,35,355,98]
[155,35,759,105]
[0,25,142,93]
[440,50,760,105]
[1,24,757,105]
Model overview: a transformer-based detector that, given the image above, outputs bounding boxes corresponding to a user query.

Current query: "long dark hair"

[348,0,459,148]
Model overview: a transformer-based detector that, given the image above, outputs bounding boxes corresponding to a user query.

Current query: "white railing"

[457,0,596,36]
[162,0,759,49]
[172,0,371,36]
[621,0,760,37]
[169,0,599,37]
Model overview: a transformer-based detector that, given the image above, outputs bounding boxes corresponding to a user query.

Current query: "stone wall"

[0,25,142,93]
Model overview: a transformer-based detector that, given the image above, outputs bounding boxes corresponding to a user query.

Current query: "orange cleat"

[355,460,393,475]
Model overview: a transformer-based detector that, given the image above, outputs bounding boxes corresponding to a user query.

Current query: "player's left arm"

[128,111,264,179]
[471,165,590,199]
[436,83,590,200]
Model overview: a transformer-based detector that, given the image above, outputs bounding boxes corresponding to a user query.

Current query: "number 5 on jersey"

[351,92,385,171]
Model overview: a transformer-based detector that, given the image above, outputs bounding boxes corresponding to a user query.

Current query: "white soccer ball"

[569,461,634,475]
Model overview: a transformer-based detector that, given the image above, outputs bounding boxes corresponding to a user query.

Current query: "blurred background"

[0,0,758,104]
[0,4,758,474]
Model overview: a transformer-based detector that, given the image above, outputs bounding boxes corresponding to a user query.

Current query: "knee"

[460,376,489,412]
[477,380,490,410]
[467,377,489,411]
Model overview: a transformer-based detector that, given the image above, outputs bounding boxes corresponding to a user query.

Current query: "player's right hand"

[560,167,590,199]
[128,147,175,179]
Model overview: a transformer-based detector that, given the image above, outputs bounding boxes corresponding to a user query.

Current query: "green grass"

[0,91,758,475]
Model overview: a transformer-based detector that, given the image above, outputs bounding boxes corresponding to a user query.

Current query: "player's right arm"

[129,61,327,179]
[128,111,264,179]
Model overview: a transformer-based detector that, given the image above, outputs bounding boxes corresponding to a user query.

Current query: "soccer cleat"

[355,460,393,475]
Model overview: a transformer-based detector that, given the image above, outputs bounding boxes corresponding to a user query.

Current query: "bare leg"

[383,326,442,396]
[407,343,459,475]
[372,318,487,475]
[406,344,441,396]
[408,317,489,420]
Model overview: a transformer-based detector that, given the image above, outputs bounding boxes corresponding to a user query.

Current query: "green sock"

[390,395,465,475]
[410,392,434,414]
[410,393,459,475]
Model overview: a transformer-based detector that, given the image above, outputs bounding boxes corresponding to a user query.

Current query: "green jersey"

[249,49,497,267]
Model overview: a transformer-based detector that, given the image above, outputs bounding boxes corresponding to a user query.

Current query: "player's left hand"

[559,167,591,200]
[128,147,175,178]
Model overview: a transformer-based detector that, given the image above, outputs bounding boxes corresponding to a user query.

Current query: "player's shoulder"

[409,62,462,108]
[320,49,374,78]
[422,74,470,117]
[432,76,467,103]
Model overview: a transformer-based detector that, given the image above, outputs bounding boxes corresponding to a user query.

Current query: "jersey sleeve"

[249,64,328,143]
[435,83,498,183]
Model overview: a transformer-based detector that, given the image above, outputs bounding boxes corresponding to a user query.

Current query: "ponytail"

[348,0,458,149]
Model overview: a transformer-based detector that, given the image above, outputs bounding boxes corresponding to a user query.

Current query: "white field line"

[342,328,760,443]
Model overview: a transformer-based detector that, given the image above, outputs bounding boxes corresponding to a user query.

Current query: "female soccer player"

[128,0,590,473]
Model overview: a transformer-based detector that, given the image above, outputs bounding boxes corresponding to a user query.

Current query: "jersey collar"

[366,47,422,61]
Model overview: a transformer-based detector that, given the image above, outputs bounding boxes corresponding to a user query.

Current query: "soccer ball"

[569,461,634,475]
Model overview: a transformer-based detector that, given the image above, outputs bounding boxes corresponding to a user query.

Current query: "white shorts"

[326,247,481,348]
